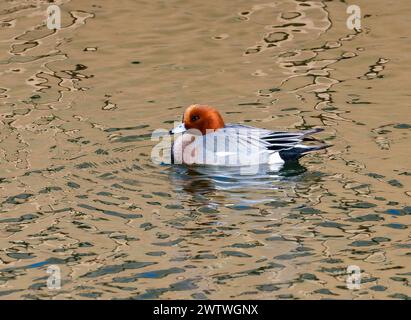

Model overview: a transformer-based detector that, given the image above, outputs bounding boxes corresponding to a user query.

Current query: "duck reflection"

[167,162,307,206]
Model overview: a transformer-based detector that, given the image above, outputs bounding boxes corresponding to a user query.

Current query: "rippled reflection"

[167,162,307,205]
[0,0,410,300]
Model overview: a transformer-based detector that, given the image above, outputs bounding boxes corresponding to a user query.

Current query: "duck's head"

[170,104,225,135]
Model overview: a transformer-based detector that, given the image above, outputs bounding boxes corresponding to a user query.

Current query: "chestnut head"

[170,104,225,135]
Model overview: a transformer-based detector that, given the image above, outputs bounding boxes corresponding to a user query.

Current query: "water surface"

[0,0,410,299]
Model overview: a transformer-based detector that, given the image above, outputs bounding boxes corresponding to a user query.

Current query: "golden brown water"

[0,0,410,299]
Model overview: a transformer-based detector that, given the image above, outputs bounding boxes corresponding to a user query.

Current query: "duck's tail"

[278,128,331,161]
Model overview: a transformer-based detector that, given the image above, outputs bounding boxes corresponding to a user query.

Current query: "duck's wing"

[225,124,320,150]
[226,124,329,160]
[261,128,330,160]
[198,126,273,165]
[196,125,328,165]
[260,128,323,150]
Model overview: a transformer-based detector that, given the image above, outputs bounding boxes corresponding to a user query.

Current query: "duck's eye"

[191,115,200,122]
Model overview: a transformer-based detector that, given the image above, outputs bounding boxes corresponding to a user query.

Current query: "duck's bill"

[170,123,186,134]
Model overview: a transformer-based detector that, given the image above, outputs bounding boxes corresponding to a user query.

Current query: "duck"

[169,104,329,166]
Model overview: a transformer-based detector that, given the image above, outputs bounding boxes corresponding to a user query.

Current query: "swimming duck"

[169,104,329,166]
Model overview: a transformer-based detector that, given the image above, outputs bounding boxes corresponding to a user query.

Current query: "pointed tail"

[279,128,331,161]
